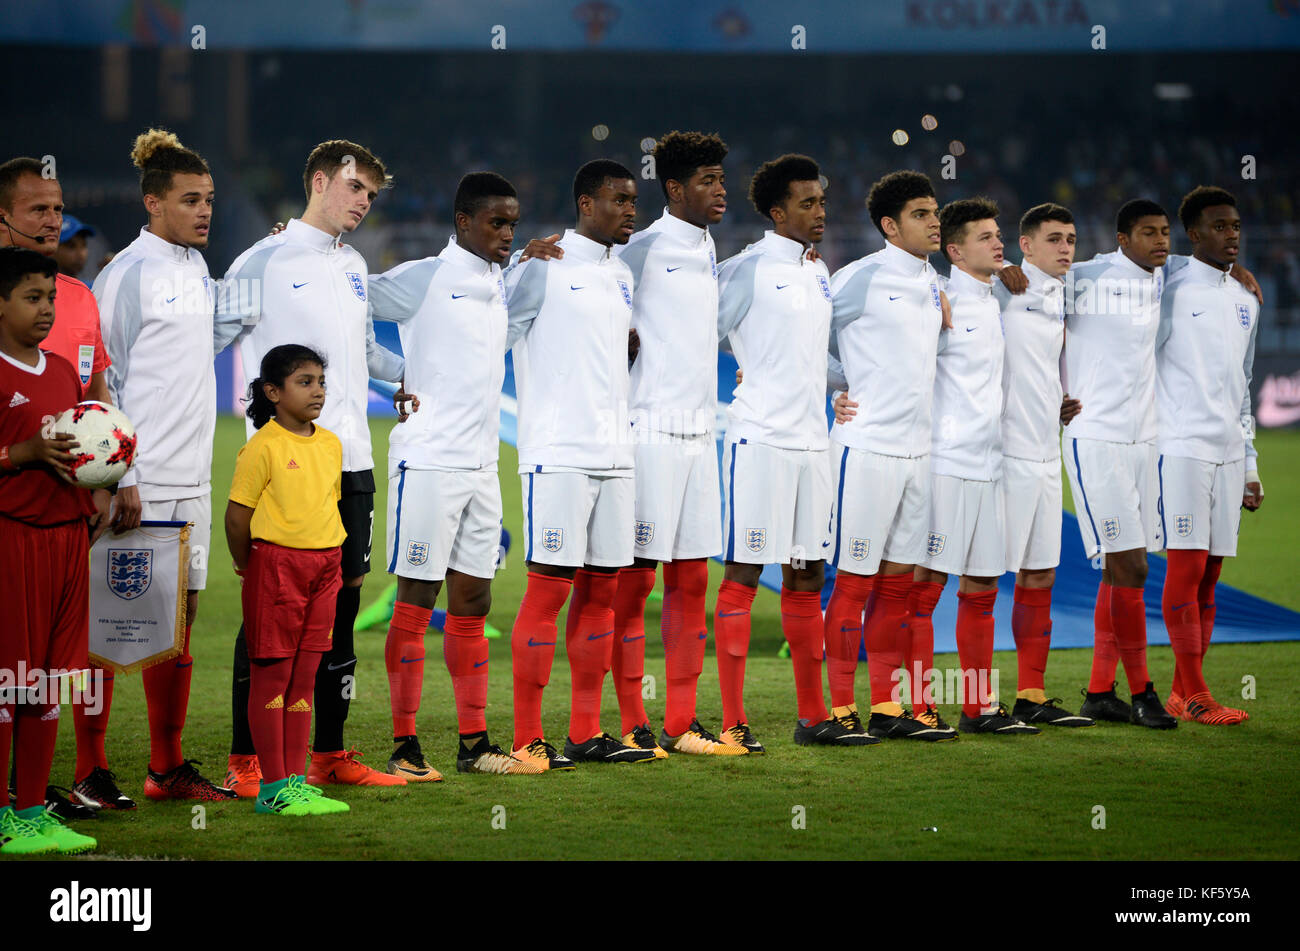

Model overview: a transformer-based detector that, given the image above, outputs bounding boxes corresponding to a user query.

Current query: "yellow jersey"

[229,419,345,549]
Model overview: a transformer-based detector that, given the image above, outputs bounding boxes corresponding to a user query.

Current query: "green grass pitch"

[31,420,1300,861]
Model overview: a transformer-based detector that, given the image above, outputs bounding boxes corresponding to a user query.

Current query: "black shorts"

[338,469,376,579]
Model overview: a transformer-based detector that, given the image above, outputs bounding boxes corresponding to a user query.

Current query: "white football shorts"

[632,435,722,562]
[521,470,634,569]
[1158,454,1245,557]
[1001,456,1063,573]
[1064,436,1163,559]
[723,438,831,566]
[386,465,503,581]
[827,443,929,575]
[924,473,1006,579]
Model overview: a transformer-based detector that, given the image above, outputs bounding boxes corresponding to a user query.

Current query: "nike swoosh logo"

[889,295,902,301]
[452,293,467,299]
[587,629,613,641]
[293,282,309,289]
[839,625,860,633]
[474,659,488,668]
[622,634,645,642]
[527,637,556,647]
[718,610,748,618]
[176,660,193,668]
[666,266,682,272]
[570,285,585,291]
[1192,311,1205,316]
[776,284,790,290]
[400,655,425,663]
[165,296,177,304]
[326,659,357,671]
[965,327,976,333]
[1172,601,1196,611]
[1257,386,1300,427]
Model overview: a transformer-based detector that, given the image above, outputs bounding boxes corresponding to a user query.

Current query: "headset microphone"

[0,216,48,244]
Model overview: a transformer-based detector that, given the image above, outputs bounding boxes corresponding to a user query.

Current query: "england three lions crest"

[617,280,632,308]
[926,533,945,557]
[406,541,430,567]
[346,271,367,301]
[745,528,766,553]
[1238,304,1251,329]
[542,527,564,553]
[1102,517,1121,542]
[634,521,654,547]
[1175,515,1193,538]
[108,549,153,600]
[849,537,870,561]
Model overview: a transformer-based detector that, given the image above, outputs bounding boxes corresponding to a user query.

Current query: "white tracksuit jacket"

[93,227,215,497]
[214,218,404,473]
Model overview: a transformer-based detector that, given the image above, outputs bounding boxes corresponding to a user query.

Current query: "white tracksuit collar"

[284,218,343,254]
[881,239,933,278]
[1109,246,1158,279]
[136,226,199,264]
[758,230,809,263]
[1186,255,1232,286]
[1020,259,1064,293]
[655,208,709,247]
[441,235,499,276]
[947,265,994,298]
[562,229,614,263]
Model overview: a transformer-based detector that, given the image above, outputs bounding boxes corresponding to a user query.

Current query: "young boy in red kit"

[0,247,107,854]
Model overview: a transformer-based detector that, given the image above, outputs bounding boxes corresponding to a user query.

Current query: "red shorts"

[242,541,342,660]
[0,516,89,686]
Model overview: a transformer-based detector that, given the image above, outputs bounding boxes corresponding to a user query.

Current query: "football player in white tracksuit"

[1155,185,1260,725]
[913,198,1039,735]
[503,160,660,770]
[214,140,408,792]
[368,172,541,778]
[992,202,1095,729]
[89,130,235,803]
[713,154,864,754]
[1063,199,1181,730]
[823,170,957,744]
[608,132,740,759]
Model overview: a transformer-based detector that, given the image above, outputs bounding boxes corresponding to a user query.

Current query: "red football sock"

[1163,549,1209,698]
[1110,585,1150,695]
[1199,557,1223,657]
[956,589,998,717]
[782,588,829,724]
[1012,585,1053,695]
[73,666,114,782]
[906,581,943,709]
[1088,582,1119,693]
[663,559,709,736]
[865,573,912,708]
[612,566,655,734]
[511,572,572,750]
[824,571,874,708]
[248,657,292,783]
[566,569,618,743]
[14,702,60,811]
[283,650,322,779]
[443,614,489,735]
[386,601,431,739]
[714,580,756,729]
[143,623,193,773]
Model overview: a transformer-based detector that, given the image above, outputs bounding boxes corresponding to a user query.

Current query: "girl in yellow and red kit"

[225,344,349,817]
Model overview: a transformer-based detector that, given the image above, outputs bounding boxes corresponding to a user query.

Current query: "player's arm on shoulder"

[716,254,757,347]
[214,256,266,353]
[993,261,1028,295]
[504,256,548,349]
